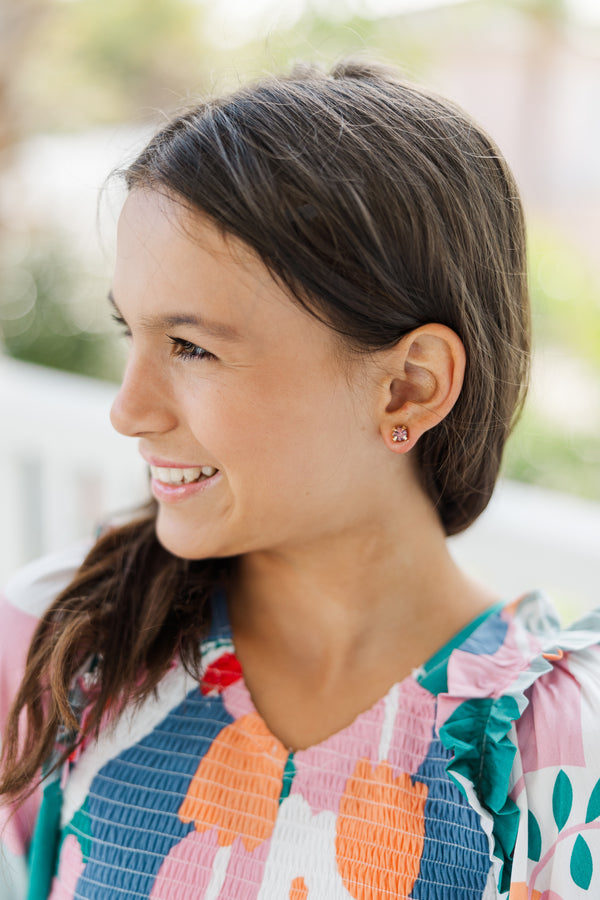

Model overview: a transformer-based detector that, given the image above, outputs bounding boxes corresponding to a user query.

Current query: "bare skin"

[228,526,497,751]
[110,189,499,752]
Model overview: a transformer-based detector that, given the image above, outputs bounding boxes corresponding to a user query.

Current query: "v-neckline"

[206,588,507,754]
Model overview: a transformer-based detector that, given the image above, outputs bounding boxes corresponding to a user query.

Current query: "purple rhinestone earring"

[391,424,409,443]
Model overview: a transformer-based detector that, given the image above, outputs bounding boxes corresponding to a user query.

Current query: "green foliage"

[225,2,438,88]
[14,0,474,132]
[503,408,600,502]
[0,236,122,381]
[528,222,600,371]
[501,220,600,502]
[499,0,568,22]
[19,0,210,130]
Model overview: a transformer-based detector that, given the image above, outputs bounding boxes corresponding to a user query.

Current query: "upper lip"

[140,453,211,469]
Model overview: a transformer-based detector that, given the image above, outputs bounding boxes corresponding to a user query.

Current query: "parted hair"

[0,58,530,803]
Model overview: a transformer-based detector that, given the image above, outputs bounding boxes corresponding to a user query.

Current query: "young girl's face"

[110,190,398,560]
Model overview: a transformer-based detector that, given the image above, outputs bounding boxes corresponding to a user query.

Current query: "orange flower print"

[179,711,288,851]
[508,884,542,899]
[336,757,428,900]
[289,875,309,899]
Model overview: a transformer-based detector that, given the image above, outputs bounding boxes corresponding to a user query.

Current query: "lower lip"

[151,471,221,504]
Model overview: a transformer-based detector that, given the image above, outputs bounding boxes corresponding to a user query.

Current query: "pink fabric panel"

[291,697,387,815]
[218,836,271,899]
[446,618,542,702]
[385,678,436,778]
[0,593,42,854]
[221,676,255,721]
[515,657,585,775]
[48,834,85,900]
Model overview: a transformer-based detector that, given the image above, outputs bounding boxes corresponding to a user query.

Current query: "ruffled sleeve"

[508,617,600,898]
[432,593,600,899]
[0,540,92,900]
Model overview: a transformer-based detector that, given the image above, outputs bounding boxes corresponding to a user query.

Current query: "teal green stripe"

[279,753,296,804]
[26,778,62,900]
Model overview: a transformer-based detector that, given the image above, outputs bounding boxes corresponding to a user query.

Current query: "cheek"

[181,366,361,491]
[180,384,287,486]
[242,393,355,497]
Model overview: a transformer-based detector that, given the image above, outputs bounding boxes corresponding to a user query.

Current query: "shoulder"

[514,608,600,762]
[513,601,600,887]
[439,591,600,713]
[3,538,94,619]
[506,594,600,769]
[435,592,600,898]
[0,539,94,714]
[0,541,94,882]
[507,606,600,896]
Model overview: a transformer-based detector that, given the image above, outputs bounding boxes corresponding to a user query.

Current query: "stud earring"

[391,424,409,443]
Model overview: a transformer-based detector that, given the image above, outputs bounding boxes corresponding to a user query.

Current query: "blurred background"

[0,0,598,614]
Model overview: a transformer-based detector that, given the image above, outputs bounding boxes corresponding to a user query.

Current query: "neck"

[227,488,497,684]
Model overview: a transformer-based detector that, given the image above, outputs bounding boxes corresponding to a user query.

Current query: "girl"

[1,58,600,900]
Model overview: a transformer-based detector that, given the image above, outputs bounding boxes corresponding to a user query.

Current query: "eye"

[111,312,131,337]
[167,336,217,362]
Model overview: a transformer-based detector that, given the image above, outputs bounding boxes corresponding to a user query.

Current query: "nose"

[110,350,177,438]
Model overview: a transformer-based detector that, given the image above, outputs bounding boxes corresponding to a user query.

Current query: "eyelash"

[167,336,216,362]
[111,313,216,362]
[112,312,131,335]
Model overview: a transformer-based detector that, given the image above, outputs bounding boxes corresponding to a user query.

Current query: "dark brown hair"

[1,58,530,803]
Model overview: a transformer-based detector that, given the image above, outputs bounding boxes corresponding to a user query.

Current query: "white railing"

[1,356,598,619]
[0,356,149,580]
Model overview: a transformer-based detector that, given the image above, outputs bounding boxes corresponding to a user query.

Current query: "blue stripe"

[73,689,233,898]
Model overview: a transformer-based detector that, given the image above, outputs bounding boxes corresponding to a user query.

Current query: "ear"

[377,323,466,452]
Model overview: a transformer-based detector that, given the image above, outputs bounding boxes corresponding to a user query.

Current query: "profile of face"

[110,190,462,560]
[110,190,379,559]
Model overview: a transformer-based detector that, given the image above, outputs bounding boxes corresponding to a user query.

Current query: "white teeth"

[150,465,217,485]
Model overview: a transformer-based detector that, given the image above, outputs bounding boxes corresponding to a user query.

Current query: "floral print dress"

[1,541,600,899]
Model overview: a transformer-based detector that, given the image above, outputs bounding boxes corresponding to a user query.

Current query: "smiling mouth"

[150,465,218,485]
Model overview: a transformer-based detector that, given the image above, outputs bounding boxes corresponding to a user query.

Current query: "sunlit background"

[0,0,599,608]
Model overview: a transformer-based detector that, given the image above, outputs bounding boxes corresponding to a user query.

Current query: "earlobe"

[380,324,465,452]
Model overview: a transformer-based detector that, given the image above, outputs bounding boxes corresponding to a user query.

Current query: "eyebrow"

[108,290,242,343]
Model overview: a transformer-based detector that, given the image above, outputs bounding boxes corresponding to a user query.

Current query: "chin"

[154,509,229,561]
